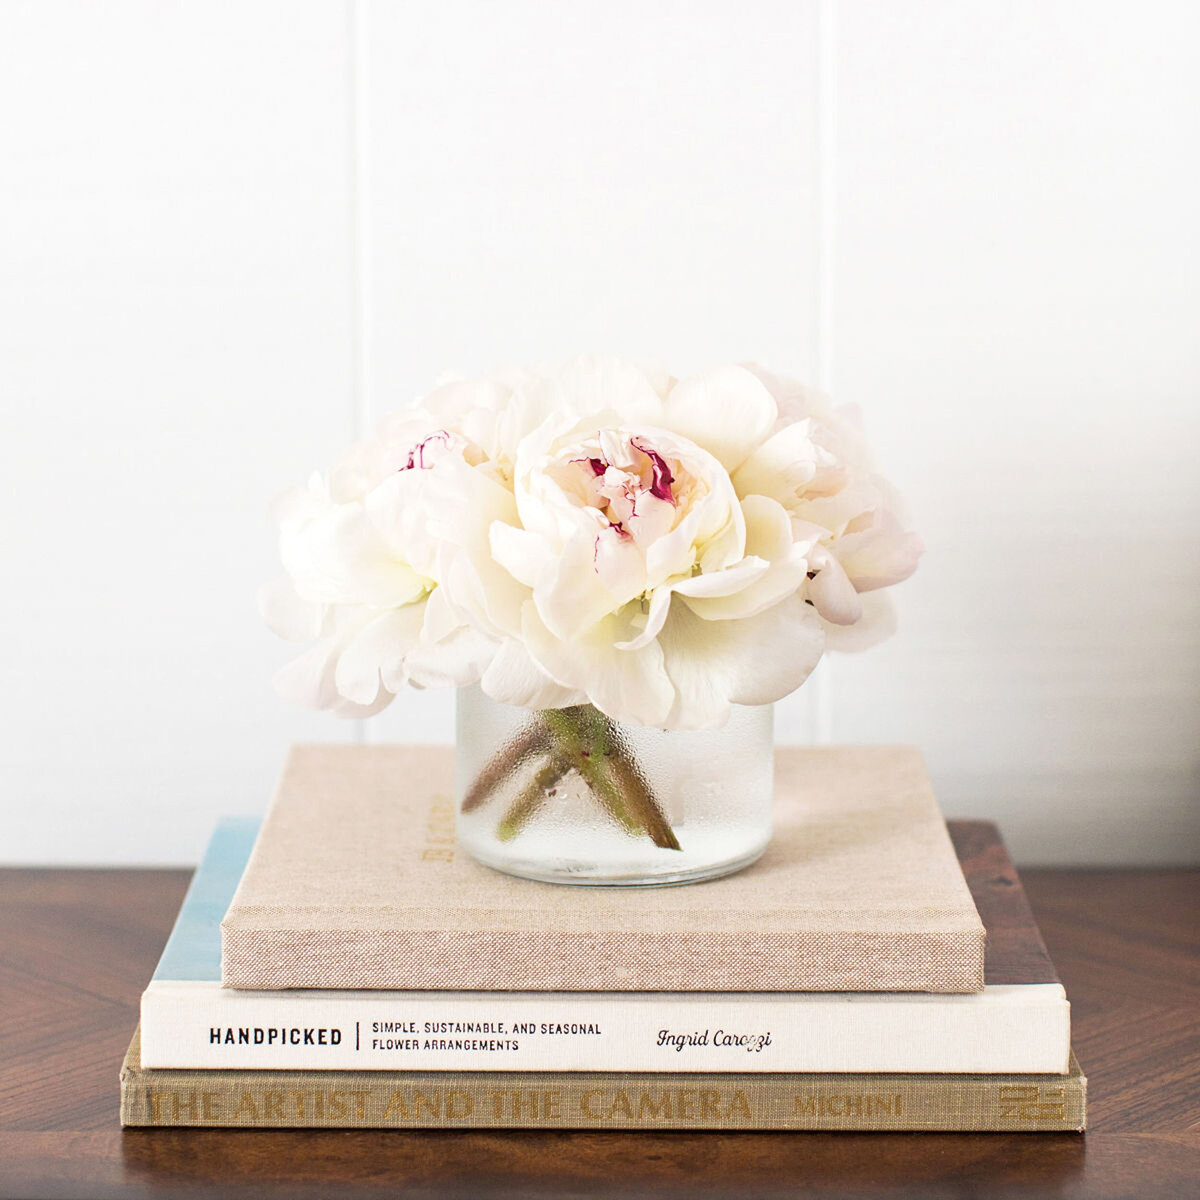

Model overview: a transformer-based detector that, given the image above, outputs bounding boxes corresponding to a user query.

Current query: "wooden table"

[1,867,1196,1199]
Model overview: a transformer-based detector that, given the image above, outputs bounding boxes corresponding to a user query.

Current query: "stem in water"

[465,704,682,850]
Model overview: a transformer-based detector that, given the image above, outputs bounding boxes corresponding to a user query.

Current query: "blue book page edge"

[152,817,260,983]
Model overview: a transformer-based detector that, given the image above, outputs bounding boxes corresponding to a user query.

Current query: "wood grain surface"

[1,848,1197,1198]
[951,820,1058,984]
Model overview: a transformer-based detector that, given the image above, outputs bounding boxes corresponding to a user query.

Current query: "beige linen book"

[222,745,985,993]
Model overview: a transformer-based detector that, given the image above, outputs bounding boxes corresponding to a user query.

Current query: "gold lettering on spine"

[384,1091,410,1120]
[579,1088,757,1124]
[509,1090,540,1120]
[997,1083,1067,1121]
[446,1090,474,1119]
[484,1090,560,1121]
[636,1092,671,1120]
[234,1092,258,1120]
[792,1093,905,1120]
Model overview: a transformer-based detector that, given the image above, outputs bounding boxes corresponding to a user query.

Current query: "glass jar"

[455,686,773,886]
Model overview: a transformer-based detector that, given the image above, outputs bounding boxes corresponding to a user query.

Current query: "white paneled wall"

[1,1,1196,865]
[0,1,359,864]
[829,0,1200,863]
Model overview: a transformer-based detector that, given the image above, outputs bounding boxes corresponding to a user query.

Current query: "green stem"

[463,704,683,852]
[543,707,682,851]
[601,727,682,851]
[460,720,550,813]
[538,708,637,834]
[495,754,571,841]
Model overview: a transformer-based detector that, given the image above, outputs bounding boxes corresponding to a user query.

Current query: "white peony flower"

[732,364,923,648]
[471,360,827,729]
[259,416,506,716]
[261,356,921,728]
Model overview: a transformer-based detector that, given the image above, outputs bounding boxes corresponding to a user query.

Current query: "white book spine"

[141,982,1070,1074]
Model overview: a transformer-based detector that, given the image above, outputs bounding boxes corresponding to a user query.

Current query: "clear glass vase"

[455,686,774,886]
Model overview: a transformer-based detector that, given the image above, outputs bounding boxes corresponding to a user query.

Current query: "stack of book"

[121,745,1085,1131]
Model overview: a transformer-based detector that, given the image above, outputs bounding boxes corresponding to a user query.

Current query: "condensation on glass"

[455,686,773,886]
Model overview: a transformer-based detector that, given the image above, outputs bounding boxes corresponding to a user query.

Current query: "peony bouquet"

[261,357,922,864]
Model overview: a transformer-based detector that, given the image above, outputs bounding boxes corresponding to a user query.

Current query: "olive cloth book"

[120,1028,1086,1131]
[221,745,985,993]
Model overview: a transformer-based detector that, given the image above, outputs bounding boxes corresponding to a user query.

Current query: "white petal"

[338,690,394,717]
[731,420,820,506]
[823,590,897,651]
[660,364,779,472]
[418,583,465,645]
[327,439,388,503]
[273,619,394,718]
[440,547,525,639]
[418,377,507,434]
[258,578,324,642]
[683,496,813,622]
[283,502,428,608]
[362,471,441,580]
[489,521,551,588]
[834,518,924,593]
[273,639,341,710]
[618,541,770,653]
[553,355,665,424]
[522,606,675,727]
[405,623,496,689]
[614,584,677,651]
[643,491,744,587]
[532,531,628,642]
[335,604,426,703]
[269,478,325,527]
[591,525,647,609]
[610,553,770,652]
[658,594,825,730]
[672,556,770,599]
[632,359,676,399]
[805,544,863,626]
[424,456,519,552]
[643,505,704,586]
[480,636,588,709]
[791,478,882,539]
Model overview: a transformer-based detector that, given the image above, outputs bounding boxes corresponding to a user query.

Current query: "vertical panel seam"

[346,0,373,744]
[347,0,373,442]
[813,0,837,744]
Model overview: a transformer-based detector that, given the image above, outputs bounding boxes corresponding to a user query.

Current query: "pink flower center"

[400,430,453,471]
[632,437,675,503]
[563,432,685,571]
